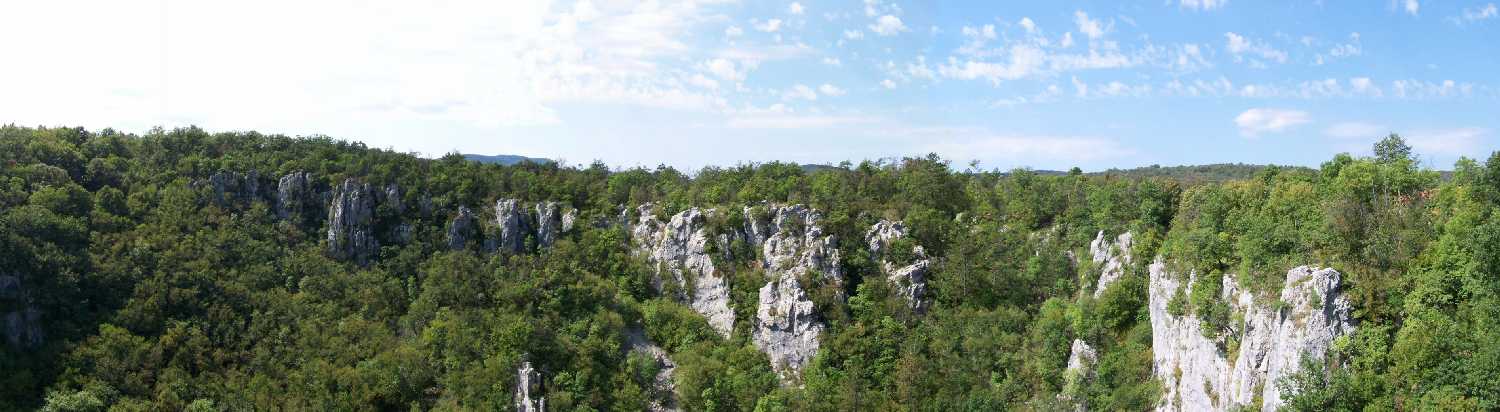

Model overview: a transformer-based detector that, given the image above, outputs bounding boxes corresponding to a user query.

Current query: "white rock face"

[864,220,930,314]
[1066,338,1098,375]
[494,199,533,253]
[326,179,379,264]
[1090,231,1134,299]
[749,205,843,382]
[515,361,545,412]
[1149,261,1355,411]
[632,205,737,337]
[754,272,824,383]
[536,201,564,248]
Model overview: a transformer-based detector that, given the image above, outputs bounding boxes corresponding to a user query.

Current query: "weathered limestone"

[749,204,843,382]
[1090,231,1134,299]
[326,179,380,264]
[536,202,564,248]
[201,170,261,206]
[494,199,533,253]
[447,206,480,250]
[865,220,930,314]
[1149,261,1355,411]
[276,172,316,221]
[515,361,545,412]
[632,205,737,337]
[754,272,823,383]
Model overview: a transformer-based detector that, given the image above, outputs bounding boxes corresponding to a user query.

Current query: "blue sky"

[2,0,1497,171]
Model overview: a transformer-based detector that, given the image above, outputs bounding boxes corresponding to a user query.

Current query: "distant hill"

[462,154,554,166]
[1090,163,1309,183]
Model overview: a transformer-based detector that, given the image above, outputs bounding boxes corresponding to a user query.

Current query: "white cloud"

[1324,122,1386,139]
[843,29,865,40]
[938,45,1047,85]
[881,79,898,89]
[725,26,743,37]
[1060,32,1075,48]
[1074,11,1107,40]
[687,74,720,90]
[1179,0,1227,10]
[1455,3,1499,23]
[1019,18,1037,34]
[704,58,748,82]
[870,15,907,36]
[1404,0,1420,15]
[1349,77,1382,96]
[788,2,805,15]
[1408,128,1488,156]
[821,57,842,66]
[754,18,783,32]
[1235,108,1310,137]
[818,83,847,96]
[1225,32,1288,64]
[963,24,998,40]
[783,84,819,101]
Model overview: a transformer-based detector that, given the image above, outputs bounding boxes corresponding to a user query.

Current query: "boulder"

[753,271,823,383]
[749,205,843,382]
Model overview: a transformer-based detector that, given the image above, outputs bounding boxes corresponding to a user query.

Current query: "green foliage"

[0,125,1495,410]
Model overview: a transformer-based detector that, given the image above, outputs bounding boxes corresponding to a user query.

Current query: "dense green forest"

[1,125,1498,411]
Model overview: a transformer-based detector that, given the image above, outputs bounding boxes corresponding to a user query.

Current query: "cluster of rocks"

[1089,231,1134,298]
[196,170,263,207]
[1059,339,1098,411]
[629,203,843,383]
[1,273,43,348]
[864,220,931,314]
[1149,262,1355,411]
[447,200,578,254]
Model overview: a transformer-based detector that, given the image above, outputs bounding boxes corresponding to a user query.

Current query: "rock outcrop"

[200,170,262,206]
[865,220,930,314]
[627,203,843,383]
[1,274,43,348]
[754,272,823,383]
[536,202,564,248]
[447,206,480,251]
[632,206,737,337]
[626,328,680,412]
[749,204,843,382]
[494,199,533,254]
[1090,231,1133,298]
[1060,339,1097,411]
[1149,262,1355,411]
[515,361,545,412]
[276,172,316,222]
[326,179,379,264]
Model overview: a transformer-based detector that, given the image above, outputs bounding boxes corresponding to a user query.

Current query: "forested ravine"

[3,126,1499,411]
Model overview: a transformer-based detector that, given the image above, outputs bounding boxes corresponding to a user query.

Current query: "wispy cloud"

[1235,108,1311,137]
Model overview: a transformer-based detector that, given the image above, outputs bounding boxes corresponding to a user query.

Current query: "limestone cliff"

[1149,261,1355,411]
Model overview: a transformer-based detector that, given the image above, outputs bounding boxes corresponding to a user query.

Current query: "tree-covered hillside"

[1,125,1497,411]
